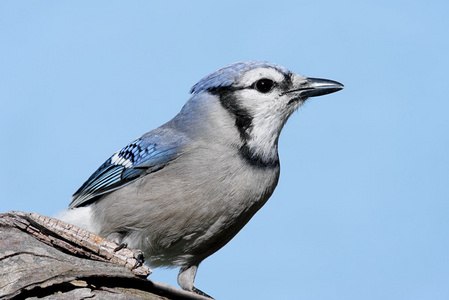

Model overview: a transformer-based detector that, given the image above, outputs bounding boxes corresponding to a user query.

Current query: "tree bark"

[0,211,208,300]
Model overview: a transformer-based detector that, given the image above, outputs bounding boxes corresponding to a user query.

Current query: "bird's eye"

[254,78,275,93]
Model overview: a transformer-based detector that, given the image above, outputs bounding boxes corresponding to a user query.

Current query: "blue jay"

[60,61,343,297]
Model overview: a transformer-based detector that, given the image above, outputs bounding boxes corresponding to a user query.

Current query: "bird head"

[189,61,344,167]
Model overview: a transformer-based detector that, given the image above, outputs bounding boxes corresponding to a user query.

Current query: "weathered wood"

[0,211,209,300]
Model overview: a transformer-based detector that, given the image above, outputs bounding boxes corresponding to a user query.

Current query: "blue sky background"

[1,1,448,299]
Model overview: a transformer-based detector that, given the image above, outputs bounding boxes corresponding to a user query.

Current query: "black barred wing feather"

[69,137,180,209]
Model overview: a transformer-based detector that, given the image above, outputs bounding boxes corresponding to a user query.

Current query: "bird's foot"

[192,287,214,299]
[178,265,214,298]
[113,242,128,252]
[113,242,145,268]
[132,249,145,269]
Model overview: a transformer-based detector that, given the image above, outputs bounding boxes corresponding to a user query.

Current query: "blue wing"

[69,135,182,209]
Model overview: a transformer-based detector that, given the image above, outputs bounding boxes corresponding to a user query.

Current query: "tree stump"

[0,211,209,300]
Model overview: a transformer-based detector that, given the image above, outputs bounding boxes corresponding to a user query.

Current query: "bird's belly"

[92,149,280,267]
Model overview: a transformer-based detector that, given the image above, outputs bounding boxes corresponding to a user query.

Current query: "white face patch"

[241,89,300,160]
[233,68,304,127]
[209,64,320,165]
[226,67,312,163]
[235,68,287,88]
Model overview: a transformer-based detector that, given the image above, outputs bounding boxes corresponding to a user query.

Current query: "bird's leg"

[108,232,126,248]
[178,265,213,299]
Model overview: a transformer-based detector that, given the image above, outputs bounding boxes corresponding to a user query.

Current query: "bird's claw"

[193,287,214,299]
[132,250,145,269]
[113,243,145,269]
[113,242,128,252]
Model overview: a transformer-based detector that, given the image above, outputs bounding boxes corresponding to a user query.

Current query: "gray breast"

[91,140,280,267]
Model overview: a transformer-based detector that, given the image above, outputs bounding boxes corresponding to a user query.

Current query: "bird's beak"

[284,77,344,100]
[301,77,344,98]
